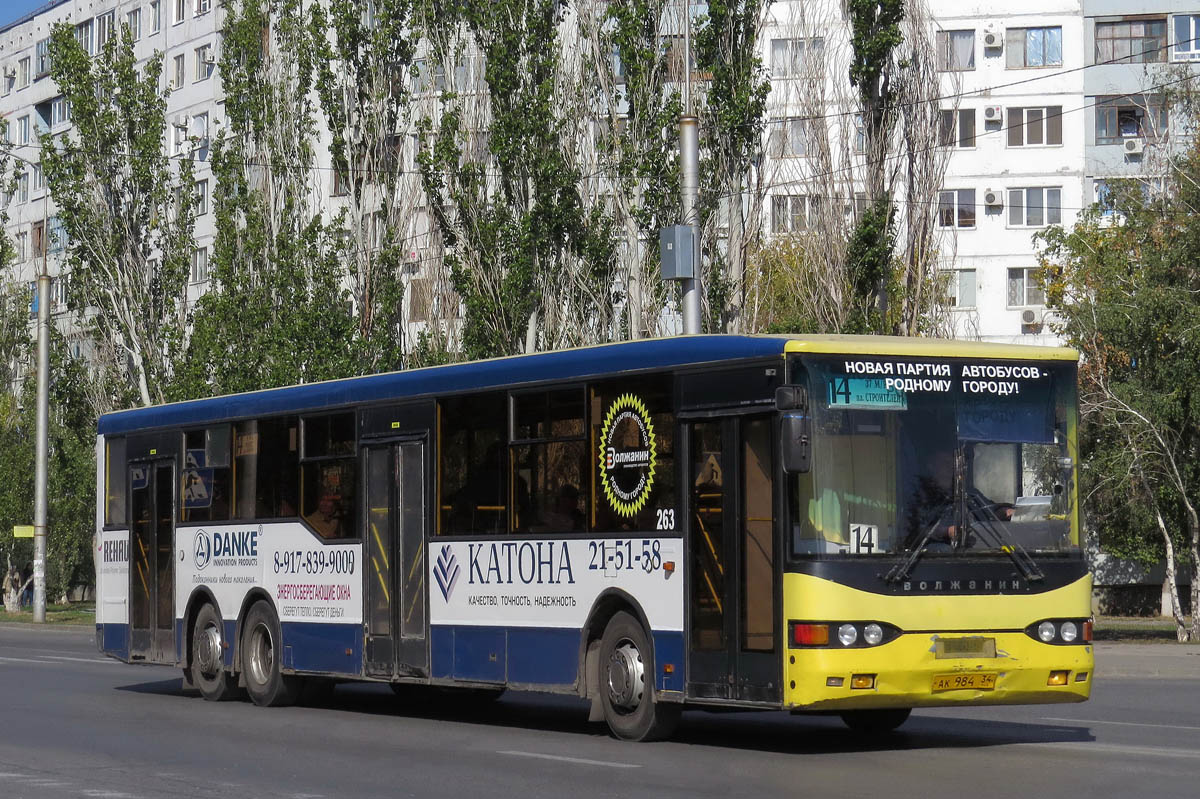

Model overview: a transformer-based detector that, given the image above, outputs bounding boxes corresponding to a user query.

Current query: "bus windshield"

[788,354,1079,560]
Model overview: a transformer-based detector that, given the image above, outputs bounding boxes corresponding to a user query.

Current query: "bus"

[94,335,1093,741]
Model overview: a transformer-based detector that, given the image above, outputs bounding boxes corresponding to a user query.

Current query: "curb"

[0,621,94,633]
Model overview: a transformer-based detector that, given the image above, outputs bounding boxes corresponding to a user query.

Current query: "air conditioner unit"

[3,65,15,78]
[172,114,190,129]
[982,25,1003,49]
[983,105,1003,122]
[1123,137,1145,155]
[204,53,217,65]
[983,189,1003,207]
[1021,309,1043,325]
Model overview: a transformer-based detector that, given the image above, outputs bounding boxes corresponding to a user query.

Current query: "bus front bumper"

[784,632,1093,711]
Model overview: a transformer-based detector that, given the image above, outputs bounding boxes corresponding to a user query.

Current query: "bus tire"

[598,611,680,742]
[190,603,240,701]
[839,708,912,734]
[241,601,300,707]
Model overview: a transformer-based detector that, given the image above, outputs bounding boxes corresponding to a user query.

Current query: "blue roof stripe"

[97,335,792,436]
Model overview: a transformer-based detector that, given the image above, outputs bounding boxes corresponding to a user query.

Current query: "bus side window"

[105,437,127,526]
[512,389,587,533]
[439,393,507,535]
[300,413,357,539]
[181,426,232,523]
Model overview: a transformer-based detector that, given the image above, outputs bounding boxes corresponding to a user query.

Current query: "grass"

[1094,615,1193,643]
[0,601,94,625]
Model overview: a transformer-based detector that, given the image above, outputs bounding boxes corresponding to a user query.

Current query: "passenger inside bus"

[305,493,343,539]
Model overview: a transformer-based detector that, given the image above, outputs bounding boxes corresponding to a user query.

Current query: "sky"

[1,1,59,30]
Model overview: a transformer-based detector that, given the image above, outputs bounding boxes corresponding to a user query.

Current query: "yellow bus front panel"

[782,572,1094,711]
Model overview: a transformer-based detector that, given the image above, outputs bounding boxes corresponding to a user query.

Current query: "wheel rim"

[247,622,273,687]
[606,638,645,713]
[196,621,223,677]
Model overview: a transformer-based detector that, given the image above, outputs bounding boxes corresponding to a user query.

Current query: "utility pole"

[678,0,701,335]
[33,190,50,622]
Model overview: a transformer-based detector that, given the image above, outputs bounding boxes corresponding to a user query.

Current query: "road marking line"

[1028,742,1200,761]
[1042,717,1200,732]
[82,790,139,798]
[0,656,53,665]
[42,655,122,665]
[498,751,641,769]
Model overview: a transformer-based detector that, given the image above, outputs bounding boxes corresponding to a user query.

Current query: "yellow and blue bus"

[94,335,1092,740]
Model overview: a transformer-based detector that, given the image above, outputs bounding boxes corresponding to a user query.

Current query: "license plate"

[935,637,997,659]
[932,672,998,692]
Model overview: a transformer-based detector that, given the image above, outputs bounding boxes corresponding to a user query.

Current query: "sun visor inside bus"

[126,431,180,461]
[956,382,1055,444]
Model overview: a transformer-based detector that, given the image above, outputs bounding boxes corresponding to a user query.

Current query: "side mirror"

[775,385,809,411]
[780,412,811,473]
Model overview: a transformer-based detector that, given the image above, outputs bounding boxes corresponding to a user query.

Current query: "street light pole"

[33,189,50,622]
[678,0,701,335]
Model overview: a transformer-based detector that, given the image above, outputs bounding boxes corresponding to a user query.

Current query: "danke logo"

[434,545,460,601]
[193,530,212,570]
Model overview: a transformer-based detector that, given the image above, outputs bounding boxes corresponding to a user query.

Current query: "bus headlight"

[1026,618,1090,645]
[863,623,884,645]
[837,624,858,646]
[1060,621,1078,643]
[1037,621,1057,642]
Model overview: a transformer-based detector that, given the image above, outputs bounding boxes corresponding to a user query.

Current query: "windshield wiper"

[958,492,1045,583]
[884,506,948,583]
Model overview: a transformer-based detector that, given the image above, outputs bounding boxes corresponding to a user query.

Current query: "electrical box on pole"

[659,225,696,281]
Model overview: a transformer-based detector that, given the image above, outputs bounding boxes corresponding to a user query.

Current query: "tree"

[418,0,618,359]
[179,0,361,396]
[311,0,426,371]
[1038,150,1200,641]
[42,23,196,410]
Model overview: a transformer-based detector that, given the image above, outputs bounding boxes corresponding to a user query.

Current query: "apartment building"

[0,0,221,356]
[2,0,1195,355]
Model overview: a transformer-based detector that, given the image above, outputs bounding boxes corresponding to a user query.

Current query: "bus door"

[685,415,780,702]
[362,439,428,678]
[128,460,176,662]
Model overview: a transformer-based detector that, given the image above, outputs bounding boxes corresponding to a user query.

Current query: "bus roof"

[97,334,1078,436]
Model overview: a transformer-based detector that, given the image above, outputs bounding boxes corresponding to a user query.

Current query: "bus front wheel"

[190,603,240,701]
[598,611,680,742]
[839,708,912,734]
[241,601,301,707]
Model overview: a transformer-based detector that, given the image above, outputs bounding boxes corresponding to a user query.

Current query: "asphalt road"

[0,626,1197,799]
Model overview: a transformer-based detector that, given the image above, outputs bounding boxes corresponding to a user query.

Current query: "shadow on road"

[114,677,1095,755]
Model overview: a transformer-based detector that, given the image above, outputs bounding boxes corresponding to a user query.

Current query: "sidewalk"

[1094,642,1200,680]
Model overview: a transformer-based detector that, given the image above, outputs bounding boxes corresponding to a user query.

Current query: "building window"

[35,39,51,78]
[191,248,209,283]
[1096,98,1167,144]
[1006,107,1063,146]
[939,108,976,147]
[195,44,214,80]
[942,269,977,308]
[1007,267,1045,307]
[32,221,45,258]
[770,37,824,78]
[175,0,187,24]
[3,68,12,96]
[772,195,819,233]
[75,20,94,56]
[51,96,71,127]
[937,189,976,229]
[151,1,162,34]
[32,163,43,190]
[50,275,68,309]
[172,118,189,155]
[1096,19,1166,64]
[97,12,116,49]
[1006,27,1063,68]
[127,9,142,41]
[17,173,28,203]
[1173,15,1200,60]
[18,57,30,88]
[1007,187,1062,227]
[195,179,208,215]
[191,112,209,158]
[172,54,185,89]
[769,117,815,157]
[936,30,975,71]
[15,232,28,261]
[195,0,212,15]
[17,115,29,145]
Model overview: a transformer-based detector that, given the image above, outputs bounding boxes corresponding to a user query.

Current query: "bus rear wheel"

[839,708,912,734]
[241,601,300,707]
[598,611,680,742]
[191,603,240,701]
